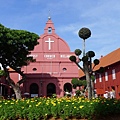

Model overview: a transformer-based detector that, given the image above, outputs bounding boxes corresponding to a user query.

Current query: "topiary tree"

[78,27,91,40]
[71,78,87,97]
[71,78,79,89]
[69,27,104,100]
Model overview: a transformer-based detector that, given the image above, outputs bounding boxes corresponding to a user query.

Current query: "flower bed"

[0,97,120,120]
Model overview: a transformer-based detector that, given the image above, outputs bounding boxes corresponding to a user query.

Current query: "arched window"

[48,27,52,33]
[32,68,37,71]
[62,68,67,72]
[64,83,72,93]
[30,83,39,97]
[47,83,56,97]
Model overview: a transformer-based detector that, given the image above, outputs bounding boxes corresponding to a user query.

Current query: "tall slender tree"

[69,27,104,100]
[0,23,39,99]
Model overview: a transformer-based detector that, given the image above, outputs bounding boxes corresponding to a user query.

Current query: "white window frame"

[18,74,21,81]
[105,72,108,81]
[99,74,102,82]
[94,76,96,84]
[112,69,116,80]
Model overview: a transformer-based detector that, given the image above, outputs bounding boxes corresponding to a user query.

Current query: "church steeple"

[44,16,55,34]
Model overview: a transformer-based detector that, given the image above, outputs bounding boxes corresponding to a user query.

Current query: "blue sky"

[0,0,120,59]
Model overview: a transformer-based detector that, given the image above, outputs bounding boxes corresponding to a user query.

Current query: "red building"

[4,17,78,98]
[79,48,120,99]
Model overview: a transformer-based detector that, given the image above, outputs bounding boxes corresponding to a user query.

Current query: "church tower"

[22,17,79,97]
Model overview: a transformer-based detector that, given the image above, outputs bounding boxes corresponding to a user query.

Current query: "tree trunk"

[85,71,92,99]
[91,81,95,98]
[84,63,92,100]
[13,84,22,99]
[3,66,23,99]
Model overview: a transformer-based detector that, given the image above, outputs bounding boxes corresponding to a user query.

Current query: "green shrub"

[0,97,120,120]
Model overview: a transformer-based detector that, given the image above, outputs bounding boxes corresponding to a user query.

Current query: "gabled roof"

[79,48,120,77]
[94,48,120,70]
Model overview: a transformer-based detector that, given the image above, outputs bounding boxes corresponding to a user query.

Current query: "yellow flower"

[38,102,41,105]
[46,103,49,105]
[53,103,56,106]
[29,105,32,107]
[74,106,76,108]
[67,100,71,102]
[27,100,30,104]
[36,104,39,107]
[79,105,84,109]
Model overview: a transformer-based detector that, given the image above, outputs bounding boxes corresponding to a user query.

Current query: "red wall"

[94,61,120,99]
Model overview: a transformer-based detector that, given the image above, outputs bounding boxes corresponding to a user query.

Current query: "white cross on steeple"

[45,38,54,50]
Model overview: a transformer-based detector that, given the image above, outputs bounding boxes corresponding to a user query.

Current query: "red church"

[6,17,79,98]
